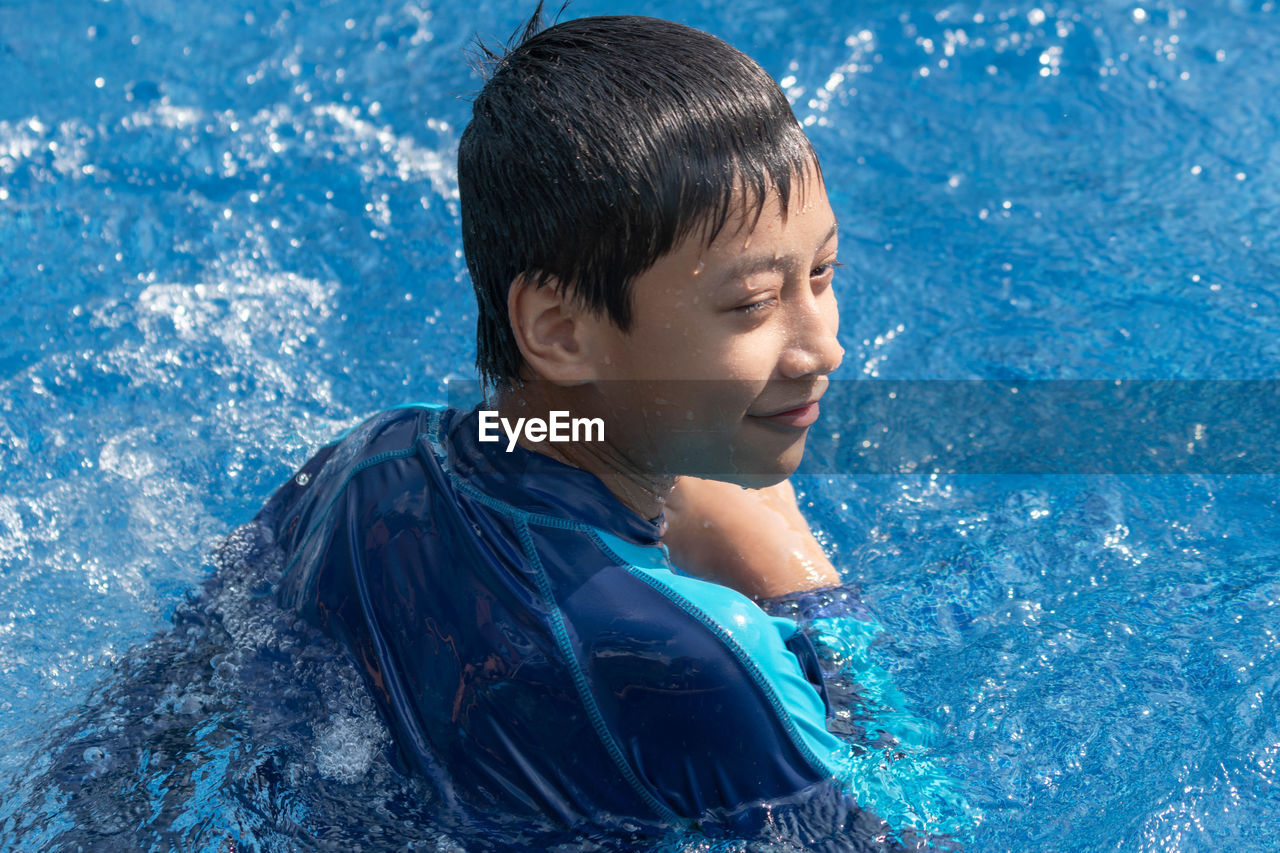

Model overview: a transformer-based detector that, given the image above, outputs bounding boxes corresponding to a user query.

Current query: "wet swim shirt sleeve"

[561,531,850,805]
[757,582,874,623]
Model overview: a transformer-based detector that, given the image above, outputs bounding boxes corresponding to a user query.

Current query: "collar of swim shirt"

[433,404,666,549]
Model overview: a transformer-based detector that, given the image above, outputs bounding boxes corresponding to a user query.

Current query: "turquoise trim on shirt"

[588,528,847,780]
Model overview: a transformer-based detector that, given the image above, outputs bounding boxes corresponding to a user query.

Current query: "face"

[578,164,844,486]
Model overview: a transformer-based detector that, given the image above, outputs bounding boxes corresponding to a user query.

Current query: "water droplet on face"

[693,261,705,276]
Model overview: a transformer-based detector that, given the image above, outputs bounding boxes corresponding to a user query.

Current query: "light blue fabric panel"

[589,528,846,777]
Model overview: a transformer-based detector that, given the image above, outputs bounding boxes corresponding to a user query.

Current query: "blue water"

[2,0,1277,849]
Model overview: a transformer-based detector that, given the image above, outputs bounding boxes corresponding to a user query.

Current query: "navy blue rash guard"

[257,404,896,841]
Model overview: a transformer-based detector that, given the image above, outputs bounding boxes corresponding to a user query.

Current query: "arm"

[660,476,840,599]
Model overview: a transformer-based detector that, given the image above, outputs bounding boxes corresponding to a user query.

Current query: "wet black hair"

[459,5,819,388]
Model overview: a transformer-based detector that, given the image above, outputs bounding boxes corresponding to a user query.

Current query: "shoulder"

[314,403,459,487]
[553,541,850,814]
[257,404,458,552]
[334,403,451,467]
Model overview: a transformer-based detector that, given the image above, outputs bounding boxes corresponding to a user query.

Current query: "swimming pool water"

[2,0,1278,849]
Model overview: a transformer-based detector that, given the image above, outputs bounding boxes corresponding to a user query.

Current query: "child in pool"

[257,7,910,848]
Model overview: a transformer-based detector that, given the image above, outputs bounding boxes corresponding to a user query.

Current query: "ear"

[507,274,599,385]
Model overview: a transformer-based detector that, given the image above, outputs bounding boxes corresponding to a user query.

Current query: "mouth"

[747,397,824,428]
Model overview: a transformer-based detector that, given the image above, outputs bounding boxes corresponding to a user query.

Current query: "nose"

[779,287,844,380]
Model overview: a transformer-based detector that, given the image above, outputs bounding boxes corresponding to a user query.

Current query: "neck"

[494,382,674,521]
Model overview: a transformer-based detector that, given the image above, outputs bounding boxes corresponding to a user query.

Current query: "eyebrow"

[717,221,840,286]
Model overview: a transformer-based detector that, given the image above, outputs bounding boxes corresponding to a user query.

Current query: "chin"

[698,437,808,488]
[725,471,793,489]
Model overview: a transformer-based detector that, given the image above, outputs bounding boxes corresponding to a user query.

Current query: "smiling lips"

[749,399,822,428]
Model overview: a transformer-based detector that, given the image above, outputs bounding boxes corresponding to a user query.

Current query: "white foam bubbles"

[313,711,388,784]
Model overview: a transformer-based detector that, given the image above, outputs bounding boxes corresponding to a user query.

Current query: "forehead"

[683,167,837,270]
[695,162,830,249]
[623,167,836,315]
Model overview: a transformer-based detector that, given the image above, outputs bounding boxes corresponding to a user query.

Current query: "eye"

[735,297,777,315]
[811,259,843,278]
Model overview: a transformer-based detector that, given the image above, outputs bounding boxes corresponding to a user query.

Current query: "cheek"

[609,322,711,380]
[717,331,791,383]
